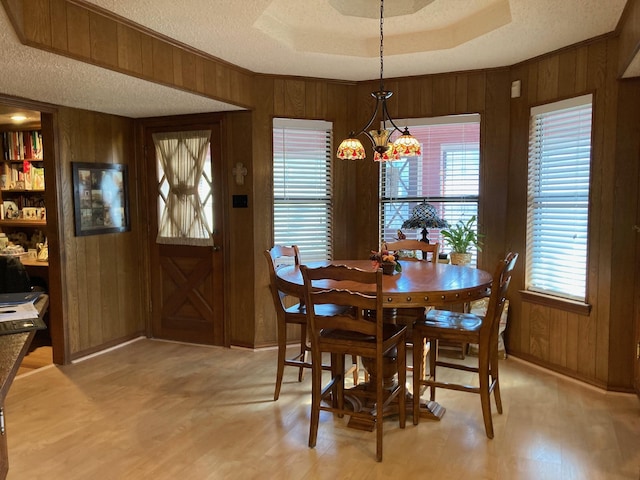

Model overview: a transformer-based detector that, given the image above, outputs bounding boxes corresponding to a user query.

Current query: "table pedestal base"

[421,399,446,419]
[343,387,446,431]
[344,351,446,430]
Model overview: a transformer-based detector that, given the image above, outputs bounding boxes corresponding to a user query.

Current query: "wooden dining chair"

[412,252,518,438]
[264,246,359,401]
[382,240,439,378]
[382,239,439,263]
[301,264,406,462]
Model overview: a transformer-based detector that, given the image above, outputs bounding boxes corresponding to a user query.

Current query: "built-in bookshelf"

[2,130,43,161]
[0,128,47,250]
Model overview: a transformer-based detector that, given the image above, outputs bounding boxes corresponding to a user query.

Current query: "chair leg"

[398,340,406,430]
[308,348,322,448]
[298,324,307,382]
[351,355,359,385]
[491,344,503,414]
[478,353,494,439]
[335,354,345,417]
[274,320,287,401]
[493,375,503,414]
[420,338,428,381]
[429,338,438,401]
[375,353,384,462]
[412,329,424,425]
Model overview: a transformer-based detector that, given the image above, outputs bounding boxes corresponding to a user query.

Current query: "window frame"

[379,114,481,265]
[525,94,593,305]
[272,118,334,262]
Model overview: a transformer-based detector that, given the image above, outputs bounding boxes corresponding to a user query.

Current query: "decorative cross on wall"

[232,162,248,185]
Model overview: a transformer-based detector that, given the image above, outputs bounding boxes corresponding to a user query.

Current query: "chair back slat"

[479,252,518,346]
[301,264,383,340]
[383,240,439,262]
[264,245,302,315]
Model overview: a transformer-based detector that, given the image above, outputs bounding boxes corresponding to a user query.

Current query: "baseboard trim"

[508,355,636,396]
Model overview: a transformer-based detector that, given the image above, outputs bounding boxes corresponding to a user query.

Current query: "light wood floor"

[16,345,52,376]
[5,338,640,479]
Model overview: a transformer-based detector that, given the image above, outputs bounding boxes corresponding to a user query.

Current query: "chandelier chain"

[379,0,385,91]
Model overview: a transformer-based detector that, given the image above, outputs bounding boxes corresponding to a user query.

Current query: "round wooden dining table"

[276,259,492,309]
[275,259,493,423]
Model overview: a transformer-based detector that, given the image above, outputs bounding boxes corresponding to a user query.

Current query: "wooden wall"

[503,36,640,390]
[249,76,354,348]
[349,71,512,272]
[223,111,256,348]
[1,0,253,108]
[247,42,637,391]
[2,0,638,390]
[54,106,145,360]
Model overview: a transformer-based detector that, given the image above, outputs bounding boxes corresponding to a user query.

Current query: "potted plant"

[440,215,483,266]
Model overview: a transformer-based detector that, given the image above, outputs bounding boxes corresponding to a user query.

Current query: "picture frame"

[72,162,130,236]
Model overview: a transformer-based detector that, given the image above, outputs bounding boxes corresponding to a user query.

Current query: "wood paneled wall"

[54,107,145,360]
[247,45,637,391]
[2,0,638,390]
[504,36,640,391]
[349,71,511,272]
[249,76,355,348]
[1,0,253,108]
[105,31,640,391]
[223,111,256,348]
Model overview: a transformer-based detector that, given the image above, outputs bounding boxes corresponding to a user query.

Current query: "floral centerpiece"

[370,249,402,274]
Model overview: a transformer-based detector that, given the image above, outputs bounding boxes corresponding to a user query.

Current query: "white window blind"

[273,118,333,262]
[380,115,480,263]
[526,94,593,301]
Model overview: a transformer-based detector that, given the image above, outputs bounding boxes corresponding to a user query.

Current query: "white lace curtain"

[153,130,213,246]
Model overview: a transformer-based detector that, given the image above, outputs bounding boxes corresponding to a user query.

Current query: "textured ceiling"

[81,0,626,80]
[0,6,241,121]
[0,0,632,120]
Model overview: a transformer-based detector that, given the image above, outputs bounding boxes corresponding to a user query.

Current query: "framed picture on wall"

[72,162,130,236]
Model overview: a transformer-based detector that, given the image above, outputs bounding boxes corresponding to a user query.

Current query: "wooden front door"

[145,122,224,345]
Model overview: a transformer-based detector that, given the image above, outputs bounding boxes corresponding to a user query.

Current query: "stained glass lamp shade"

[401,201,449,243]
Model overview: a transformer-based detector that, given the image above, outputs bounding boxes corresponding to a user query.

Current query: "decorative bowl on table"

[370,249,401,275]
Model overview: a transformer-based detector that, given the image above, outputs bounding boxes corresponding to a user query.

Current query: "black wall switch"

[232,194,248,208]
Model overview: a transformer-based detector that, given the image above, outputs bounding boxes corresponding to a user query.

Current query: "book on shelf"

[31,166,44,190]
[0,161,44,191]
[1,130,43,161]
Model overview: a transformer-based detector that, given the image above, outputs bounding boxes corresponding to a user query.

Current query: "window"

[526,94,593,302]
[273,118,333,262]
[380,115,480,264]
[154,130,214,246]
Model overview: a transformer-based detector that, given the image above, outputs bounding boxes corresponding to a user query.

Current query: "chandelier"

[336,0,421,161]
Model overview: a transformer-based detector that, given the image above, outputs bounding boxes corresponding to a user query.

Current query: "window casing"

[273,118,333,262]
[154,130,214,246]
[526,94,593,302]
[380,115,481,265]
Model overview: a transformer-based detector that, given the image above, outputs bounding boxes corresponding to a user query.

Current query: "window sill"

[519,290,592,316]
